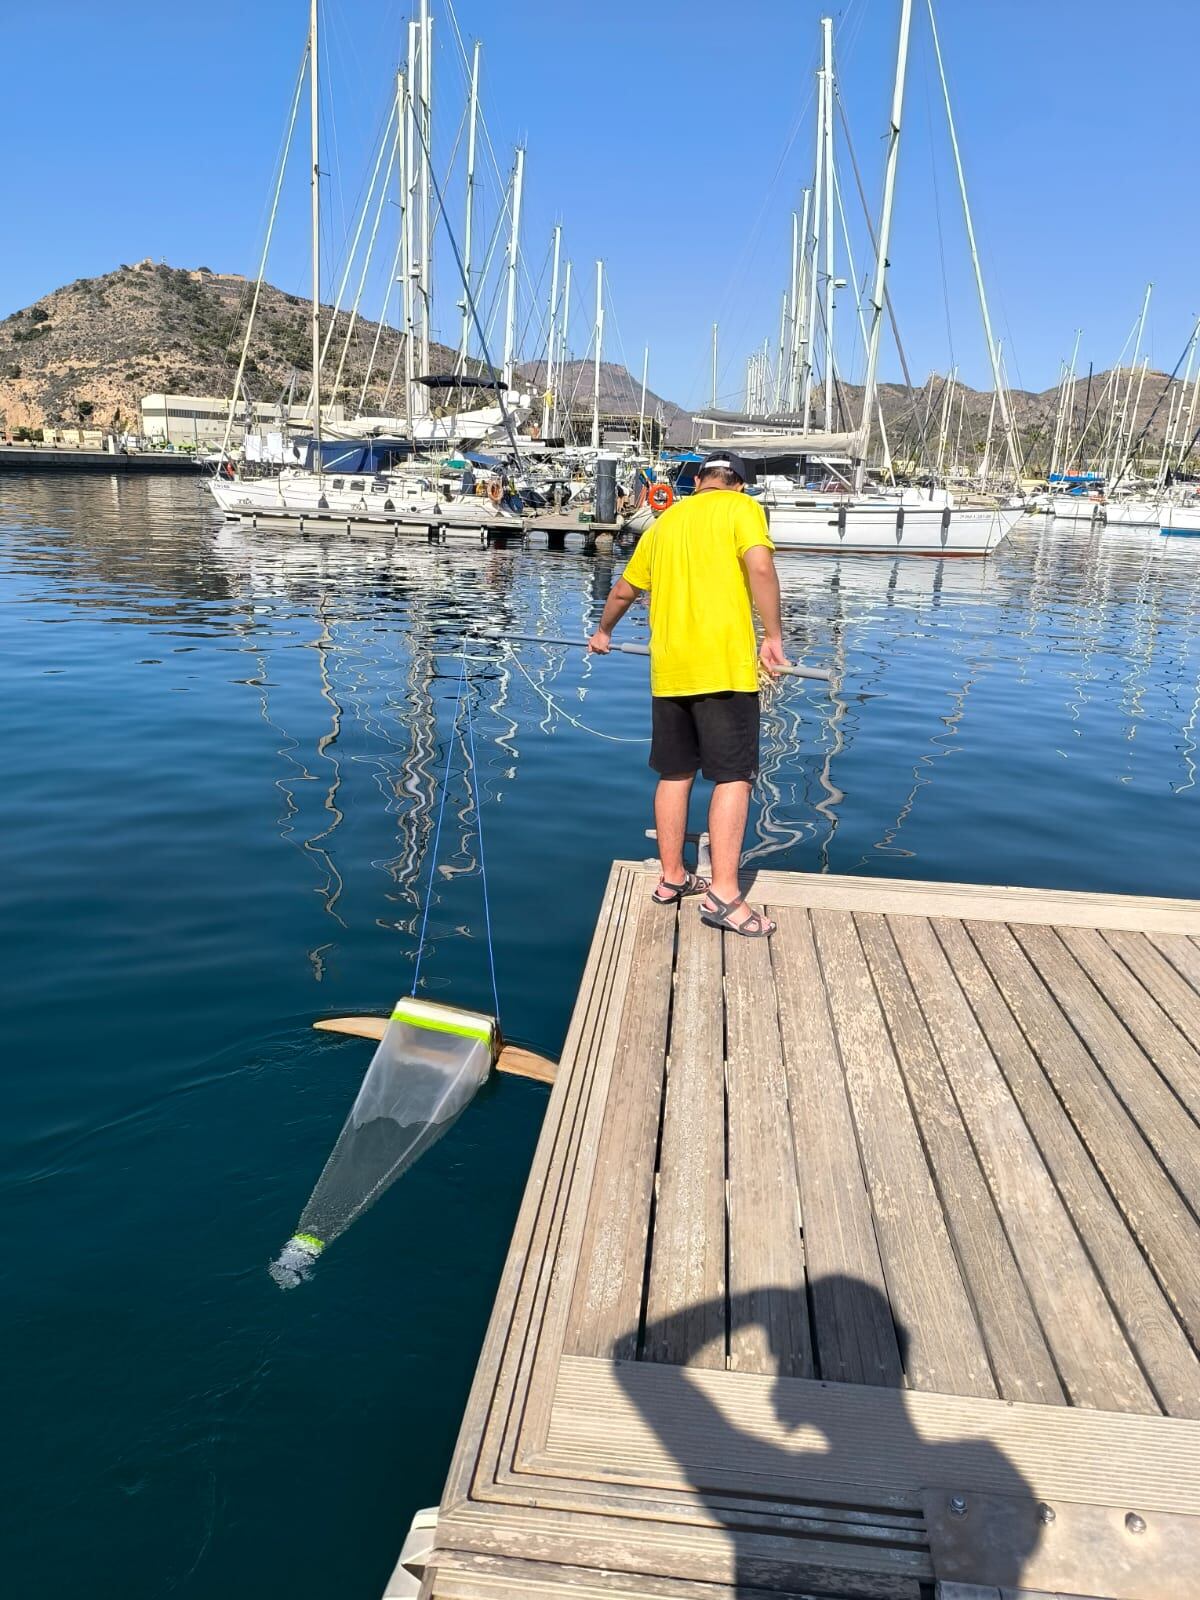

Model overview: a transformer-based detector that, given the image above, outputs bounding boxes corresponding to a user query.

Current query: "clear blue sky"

[2,1,1195,408]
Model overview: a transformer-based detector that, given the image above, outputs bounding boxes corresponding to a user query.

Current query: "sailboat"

[698,2,1024,557]
[209,1,528,533]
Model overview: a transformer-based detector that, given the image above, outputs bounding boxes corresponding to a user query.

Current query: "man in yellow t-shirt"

[588,451,788,938]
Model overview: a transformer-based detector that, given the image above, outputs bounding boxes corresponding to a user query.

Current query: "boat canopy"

[302,437,415,473]
[419,373,508,391]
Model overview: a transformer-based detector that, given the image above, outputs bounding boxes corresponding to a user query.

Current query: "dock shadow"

[616,1276,1039,1596]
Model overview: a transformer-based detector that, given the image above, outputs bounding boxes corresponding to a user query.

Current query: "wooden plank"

[770,906,903,1388]
[934,917,1200,1420]
[1148,930,1200,990]
[855,913,1063,1407]
[426,1550,865,1599]
[1010,924,1200,1214]
[1060,926,1200,1124]
[440,864,636,1512]
[671,862,1200,934]
[810,909,994,1398]
[548,1354,1200,1515]
[1105,927,1200,1045]
[503,868,651,1460]
[436,1501,925,1598]
[889,916,1159,1416]
[964,920,1200,1354]
[565,896,676,1360]
[643,912,726,1370]
[722,928,812,1378]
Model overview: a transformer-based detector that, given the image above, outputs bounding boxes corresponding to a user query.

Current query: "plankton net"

[271,998,496,1287]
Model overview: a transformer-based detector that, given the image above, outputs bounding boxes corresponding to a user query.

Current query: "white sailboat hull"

[1161,504,1200,535]
[208,471,520,528]
[763,497,1022,555]
[1049,494,1103,521]
[1101,500,1164,528]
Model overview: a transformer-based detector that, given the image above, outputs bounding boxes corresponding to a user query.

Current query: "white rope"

[501,644,650,745]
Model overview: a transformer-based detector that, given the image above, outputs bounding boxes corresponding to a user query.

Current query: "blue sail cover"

[299,438,416,474]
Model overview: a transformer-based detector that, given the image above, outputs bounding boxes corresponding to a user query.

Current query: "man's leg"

[654,773,695,889]
[706,779,751,906]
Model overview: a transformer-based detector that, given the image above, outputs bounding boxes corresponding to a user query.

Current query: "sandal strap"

[704,890,746,915]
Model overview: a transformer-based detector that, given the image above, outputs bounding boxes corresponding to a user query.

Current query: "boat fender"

[648,483,674,512]
[488,480,504,504]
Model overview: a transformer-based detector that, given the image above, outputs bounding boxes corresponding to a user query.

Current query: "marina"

[4,0,1200,1596]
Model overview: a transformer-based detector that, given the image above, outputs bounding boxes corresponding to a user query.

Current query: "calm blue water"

[4,475,1199,1598]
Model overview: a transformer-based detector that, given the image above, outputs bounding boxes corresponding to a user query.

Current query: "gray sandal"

[700,890,776,938]
[652,871,710,906]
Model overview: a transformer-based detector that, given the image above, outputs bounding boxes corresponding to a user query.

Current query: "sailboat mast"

[801,41,825,432]
[774,291,788,414]
[855,0,912,491]
[501,147,525,392]
[459,40,480,368]
[553,259,571,438]
[789,187,811,412]
[418,0,432,386]
[309,0,322,457]
[979,345,1000,487]
[592,261,604,450]
[711,322,718,408]
[541,225,561,437]
[638,345,649,454]
[1059,328,1082,475]
[926,0,1021,480]
[821,16,836,431]
[403,26,419,419]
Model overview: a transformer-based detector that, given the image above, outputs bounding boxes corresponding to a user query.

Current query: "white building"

[139,393,345,447]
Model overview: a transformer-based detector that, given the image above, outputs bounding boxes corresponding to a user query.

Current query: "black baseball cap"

[699,449,749,483]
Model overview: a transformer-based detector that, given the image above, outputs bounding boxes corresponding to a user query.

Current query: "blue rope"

[462,655,501,1019]
[411,654,468,997]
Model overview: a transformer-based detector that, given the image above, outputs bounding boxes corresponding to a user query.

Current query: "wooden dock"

[398,863,1200,1600]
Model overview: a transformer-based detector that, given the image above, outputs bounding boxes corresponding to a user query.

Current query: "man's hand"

[588,628,613,655]
[759,634,790,678]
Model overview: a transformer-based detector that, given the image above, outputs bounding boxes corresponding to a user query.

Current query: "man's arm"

[588,577,642,653]
[743,545,789,675]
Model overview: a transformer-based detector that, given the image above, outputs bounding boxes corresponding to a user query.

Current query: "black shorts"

[650,691,760,783]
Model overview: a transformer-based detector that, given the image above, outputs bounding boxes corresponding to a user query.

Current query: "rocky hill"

[0,260,679,441]
[0,260,468,436]
[2,261,1194,474]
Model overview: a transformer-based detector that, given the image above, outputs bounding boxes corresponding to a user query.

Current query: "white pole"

[773,291,788,414]
[553,258,572,437]
[854,0,911,490]
[459,40,480,369]
[309,0,322,457]
[1109,284,1151,483]
[541,225,561,437]
[592,260,604,450]
[403,29,418,420]
[501,147,525,392]
[1059,328,1083,475]
[418,0,432,387]
[935,366,955,478]
[801,46,825,432]
[821,16,836,431]
[1048,359,1069,482]
[789,188,811,412]
[926,0,1020,480]
[638,345,649,453]
[979,353,999,488]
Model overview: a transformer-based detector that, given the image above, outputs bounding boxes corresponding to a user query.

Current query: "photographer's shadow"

[617,1275,1039,1596]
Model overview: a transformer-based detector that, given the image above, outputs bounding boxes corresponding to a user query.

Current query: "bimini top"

[419,373,508,391]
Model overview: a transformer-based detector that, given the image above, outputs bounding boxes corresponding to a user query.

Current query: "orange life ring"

[488,480,503,504]
[648,483,673,512]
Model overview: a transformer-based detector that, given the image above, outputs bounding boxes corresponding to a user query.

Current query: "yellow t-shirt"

[621,489,774,696]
